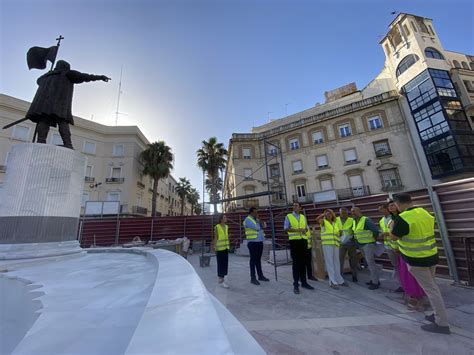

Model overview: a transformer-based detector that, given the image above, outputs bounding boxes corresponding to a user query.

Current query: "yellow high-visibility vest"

[320,219,340,246]
[286,213,307,240]
[243,216,259,240]
[379,216,392,248]
[215,224,230,251]
[335,216,354,236]
[303,228,312,249]
[398,208,437,259]
[387,219,399,250]
[353,216,375,244]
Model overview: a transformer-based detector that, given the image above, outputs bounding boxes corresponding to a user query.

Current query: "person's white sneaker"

[220,281,229,289]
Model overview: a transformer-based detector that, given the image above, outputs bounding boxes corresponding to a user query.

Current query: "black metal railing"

[106,177,125,183]
[137,181,145,189]
[337,185,371,200]
[85,176,95,182]
[132,206,148,215]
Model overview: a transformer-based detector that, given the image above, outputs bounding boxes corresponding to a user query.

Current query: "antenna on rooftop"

[115,65,125,126]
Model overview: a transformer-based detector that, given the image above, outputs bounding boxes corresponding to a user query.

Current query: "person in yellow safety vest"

[316,209,347,289]
[303,223,318,282]
[212,214,230,288]
[336,207,358,283]
[243,207,270,285]
[378,202,403,292]
[284,202,315,294]
[391,193,450,335]
[388,200,426,311]
[351,207,382,290]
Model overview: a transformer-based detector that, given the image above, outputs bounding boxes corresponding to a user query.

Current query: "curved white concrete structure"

[0,249,264,354]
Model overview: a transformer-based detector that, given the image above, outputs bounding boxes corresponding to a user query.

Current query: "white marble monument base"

[0,144,86,259]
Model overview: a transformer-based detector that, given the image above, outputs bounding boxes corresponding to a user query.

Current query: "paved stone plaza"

[188,253,474,355]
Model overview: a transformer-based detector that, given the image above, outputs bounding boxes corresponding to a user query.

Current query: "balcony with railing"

[132,206,148,215]
[85,176,95,182]
[336,185,371,200]
[106,177,125,184]
[291,185,372,203]
[243,199,259,209]
[137,181,145,189]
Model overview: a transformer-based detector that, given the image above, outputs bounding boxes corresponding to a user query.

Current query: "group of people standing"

[211,192,450,334]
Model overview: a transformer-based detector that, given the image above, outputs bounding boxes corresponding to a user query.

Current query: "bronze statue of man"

[26,60,110,149]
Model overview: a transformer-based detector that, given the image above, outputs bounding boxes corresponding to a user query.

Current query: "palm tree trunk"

[151,178,159,217]
[180,197,185,216]
[191,203,194,216]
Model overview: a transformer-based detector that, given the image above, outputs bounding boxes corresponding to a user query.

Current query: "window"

[268,146,277,156]
[85,165,93,177]
[113,144,124,156]
[463,80,474,93]
[12,125,29,141]
[384,44,391,55]
[289,138,300,150]
[51,133,63,145]
[453,60,461,69]
[81,192,90,207]
[338,123,352,138]
[111,167,122,178]
[410,21,418,33]
[320,179,333,191]
[270,164,280,177]
[415,17,429,34]
[461,62,470,70]
[388,26,402,48]
[403,24,410,36]
[312,131,324,144]
[430,69,457,98]
[271,186,284,202]
[396,54,419,77]
[344,149,358,164]
[83,141,96,154]
[413,101,448,141]
[242,148,251,159]
[349,175,365,197]
[368,116,383,130]
[107,192,121,202]
[379,168,402,189]
[425,47,444,60]
[373,140,392,157]
[470,62,474,71]
[316,155,329,169]
[243,168,252,179]
[292,160,303,174]
[424,135,463,176]
[296,184,306,198]
[428,25,435,36]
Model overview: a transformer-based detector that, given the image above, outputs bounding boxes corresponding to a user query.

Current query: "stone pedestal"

[0,144,86,259]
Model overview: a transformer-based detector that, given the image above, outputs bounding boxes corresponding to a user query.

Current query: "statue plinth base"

[0,144,86,259]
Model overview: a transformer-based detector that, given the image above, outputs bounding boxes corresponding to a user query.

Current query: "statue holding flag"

[4,36,110,149]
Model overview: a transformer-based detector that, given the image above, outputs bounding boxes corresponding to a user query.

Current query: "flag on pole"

[26,46,59,70]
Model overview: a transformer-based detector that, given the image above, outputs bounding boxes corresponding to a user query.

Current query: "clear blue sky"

[1,0,473,200]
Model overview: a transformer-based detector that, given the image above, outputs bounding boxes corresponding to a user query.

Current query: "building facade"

[0,94,192,217]
[224,13,474,211]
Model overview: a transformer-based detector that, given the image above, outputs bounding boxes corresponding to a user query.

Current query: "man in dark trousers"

[284,202,315,294]
[243,207,270,285]
[26,60,109,149]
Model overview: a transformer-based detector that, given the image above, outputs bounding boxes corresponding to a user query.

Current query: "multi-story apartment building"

[224,13,474,211]
[0,94,192,217]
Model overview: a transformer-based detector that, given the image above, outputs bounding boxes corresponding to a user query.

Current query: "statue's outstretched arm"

[66,70,110,84]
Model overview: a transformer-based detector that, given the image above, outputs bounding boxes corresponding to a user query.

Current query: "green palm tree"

[140,141,174,217]
[197,137,227,214]
[176,177,192,216]
[186,187,200,216]
[193,203,202,215]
